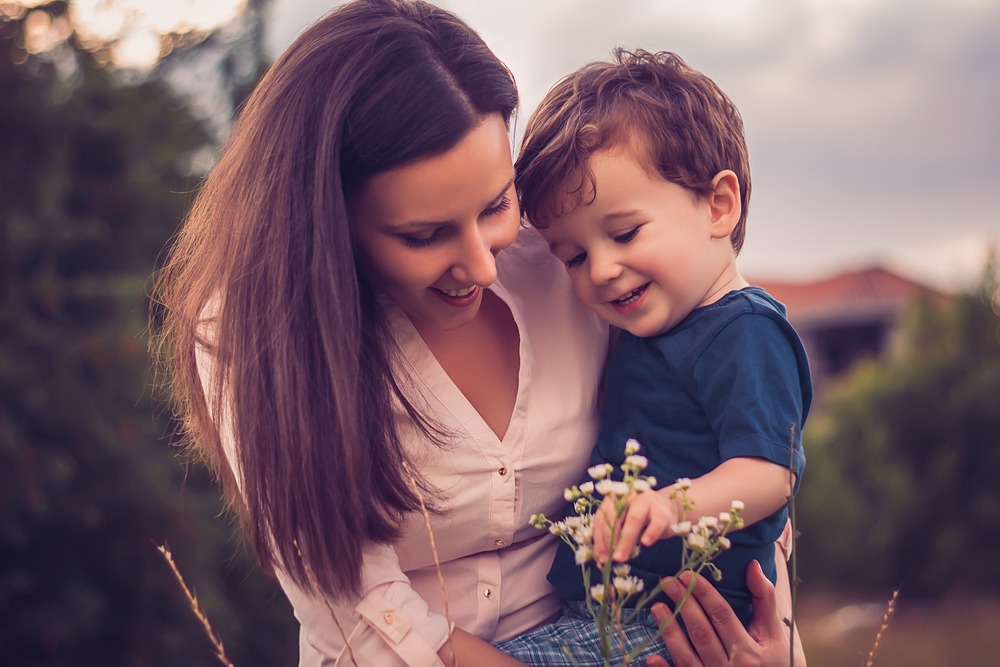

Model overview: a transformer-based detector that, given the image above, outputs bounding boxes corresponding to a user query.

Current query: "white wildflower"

[589,584,606,603]
[595,479,614,496]
[613,575,645,596]
[631,479,651,493]
[686,533,708,550]
[718,511,732,525]
[613,564,632,577]
[579,481,595,495]
[575,546,593,565]
[588,464,613,480]
[731,499,745,512]
[609,481,630,497]
[671,520,692,536]
[624,438,641,455]
[675,478,692,490]
[718,536,731,550]
[698,516,719,530]
[625,455,648,470]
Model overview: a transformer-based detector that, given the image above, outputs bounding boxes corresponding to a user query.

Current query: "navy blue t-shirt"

[547,287,812,626]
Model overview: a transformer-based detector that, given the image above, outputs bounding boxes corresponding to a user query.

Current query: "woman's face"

[350,113,520,332]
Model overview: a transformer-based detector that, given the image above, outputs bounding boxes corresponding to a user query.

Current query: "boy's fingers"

[641,511,671,546]
[593,501,617,560]
[613,508,645,560]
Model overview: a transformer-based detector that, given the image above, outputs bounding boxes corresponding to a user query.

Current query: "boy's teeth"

[442,286,476,297]
[614,286,642,305]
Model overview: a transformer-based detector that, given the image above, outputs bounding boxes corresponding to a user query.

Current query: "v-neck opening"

[388,281,530,450]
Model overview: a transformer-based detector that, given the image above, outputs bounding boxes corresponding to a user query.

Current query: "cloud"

[266,0,999,289]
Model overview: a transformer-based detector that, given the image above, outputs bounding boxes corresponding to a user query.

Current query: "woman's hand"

[646,560,805,667]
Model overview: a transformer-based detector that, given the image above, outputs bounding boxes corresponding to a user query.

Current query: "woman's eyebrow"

[490,177,515,205]
[391,177,515,229]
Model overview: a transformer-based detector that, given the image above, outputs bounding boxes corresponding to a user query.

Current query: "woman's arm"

[648,557,806,667]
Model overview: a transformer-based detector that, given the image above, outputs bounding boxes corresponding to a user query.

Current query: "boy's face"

[537,148,744,337]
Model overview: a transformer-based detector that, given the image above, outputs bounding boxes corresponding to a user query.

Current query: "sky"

[263,0,999,290]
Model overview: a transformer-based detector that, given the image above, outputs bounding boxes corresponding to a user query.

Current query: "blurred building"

[752,267,947,396]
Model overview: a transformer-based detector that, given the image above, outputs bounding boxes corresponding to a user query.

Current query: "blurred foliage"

[798,256,1000,599]
[0,5,295,667]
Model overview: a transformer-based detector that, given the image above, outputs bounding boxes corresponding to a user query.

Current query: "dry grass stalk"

[786,424,799,667]
[402,460,458,667]
[293,540,359,667]
[157,544,235,667]
[865,588,900,667]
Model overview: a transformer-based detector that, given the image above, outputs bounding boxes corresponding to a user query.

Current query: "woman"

[153,1,803,665]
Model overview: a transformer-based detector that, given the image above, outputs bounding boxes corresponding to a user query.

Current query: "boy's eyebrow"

[603,210,642,222]
[390,177,515,230]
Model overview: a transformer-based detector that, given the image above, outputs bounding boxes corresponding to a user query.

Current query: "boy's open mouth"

[612,283,649,306]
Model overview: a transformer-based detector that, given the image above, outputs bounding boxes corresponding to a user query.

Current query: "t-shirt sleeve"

[691,313,807,486]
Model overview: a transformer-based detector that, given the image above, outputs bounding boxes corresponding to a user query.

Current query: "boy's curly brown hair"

[516,49,751,254]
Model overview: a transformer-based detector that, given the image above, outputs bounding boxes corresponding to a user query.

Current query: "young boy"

[499,50,811,663]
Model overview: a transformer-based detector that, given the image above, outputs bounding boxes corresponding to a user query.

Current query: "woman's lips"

[433,284,480,307]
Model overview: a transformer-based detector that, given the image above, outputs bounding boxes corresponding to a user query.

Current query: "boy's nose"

[589,253,623,285]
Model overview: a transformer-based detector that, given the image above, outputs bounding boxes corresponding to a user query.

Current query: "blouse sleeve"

[194,328,453,667]
[277,542,453,667]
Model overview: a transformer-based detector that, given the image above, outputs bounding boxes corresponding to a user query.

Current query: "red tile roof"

[750,266,947,326]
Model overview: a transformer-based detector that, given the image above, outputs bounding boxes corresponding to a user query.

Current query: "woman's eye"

[483,195,512,217]
[402,229,443,248]
[613,227,640,243]
[565,252,586,268]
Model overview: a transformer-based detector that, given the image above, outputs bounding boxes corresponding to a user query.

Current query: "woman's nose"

[451,226,500,286]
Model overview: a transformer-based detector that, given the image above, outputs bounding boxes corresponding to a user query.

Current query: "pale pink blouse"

[206,228,609,666]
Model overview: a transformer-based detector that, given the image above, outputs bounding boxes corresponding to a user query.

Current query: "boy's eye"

[613,227,640,244]
[565,251,586,268]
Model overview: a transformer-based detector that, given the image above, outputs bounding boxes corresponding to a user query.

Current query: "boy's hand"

[593,489,680,563]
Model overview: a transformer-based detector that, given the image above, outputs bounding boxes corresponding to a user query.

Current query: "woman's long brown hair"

[152,0,517,598]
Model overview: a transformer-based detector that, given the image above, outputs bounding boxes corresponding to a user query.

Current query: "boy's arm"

[679,455,792,527]
[597,456,792,562]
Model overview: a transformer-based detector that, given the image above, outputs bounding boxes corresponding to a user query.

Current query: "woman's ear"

[707,170,741,240]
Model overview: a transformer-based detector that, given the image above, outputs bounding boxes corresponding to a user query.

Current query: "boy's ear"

[707,170,741,240]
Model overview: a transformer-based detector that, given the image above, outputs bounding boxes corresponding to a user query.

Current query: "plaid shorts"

[493,601,671,666]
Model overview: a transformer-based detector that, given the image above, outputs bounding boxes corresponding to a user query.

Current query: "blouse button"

[495,539,504,547]
[483,588,493,599]
[383,613,393,625]
[498,466,508,476]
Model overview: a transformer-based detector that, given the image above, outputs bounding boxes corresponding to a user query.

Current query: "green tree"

[0,6,295,666]
[797,259,1000,598]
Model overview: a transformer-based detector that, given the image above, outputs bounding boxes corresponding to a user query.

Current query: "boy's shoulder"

[669,286,789,338]
[640,286,797,362]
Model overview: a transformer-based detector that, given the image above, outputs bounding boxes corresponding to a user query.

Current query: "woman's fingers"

[745,560,781,641]
[652,600,702,667]
[660,574,733,665]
